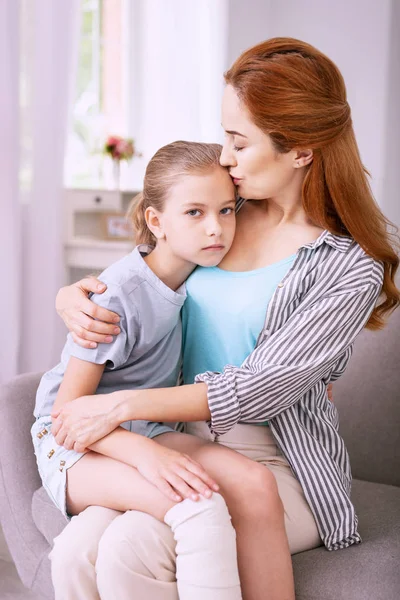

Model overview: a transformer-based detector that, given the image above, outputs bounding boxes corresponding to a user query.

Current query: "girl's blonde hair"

[225,37,399,329]
[128,140,223,246]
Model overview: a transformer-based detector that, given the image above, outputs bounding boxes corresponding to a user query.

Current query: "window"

[64,0,129,189]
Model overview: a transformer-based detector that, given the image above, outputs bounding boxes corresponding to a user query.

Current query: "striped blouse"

[195,205,384,551]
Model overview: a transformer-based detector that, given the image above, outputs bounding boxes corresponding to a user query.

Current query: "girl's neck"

[143,243,195,291]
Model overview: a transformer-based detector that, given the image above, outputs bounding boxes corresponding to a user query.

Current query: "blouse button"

[277,282,284,288]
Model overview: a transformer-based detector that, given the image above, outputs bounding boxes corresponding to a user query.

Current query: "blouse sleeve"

[194,260,383,434]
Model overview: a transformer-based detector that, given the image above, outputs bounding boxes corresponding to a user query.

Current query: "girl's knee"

[96,511,176,582]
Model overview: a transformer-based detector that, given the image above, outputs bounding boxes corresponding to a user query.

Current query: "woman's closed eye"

[233,145,244,152]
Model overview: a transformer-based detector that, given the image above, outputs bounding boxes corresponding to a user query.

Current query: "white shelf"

[64,189,138,277]
[66,238,134,271]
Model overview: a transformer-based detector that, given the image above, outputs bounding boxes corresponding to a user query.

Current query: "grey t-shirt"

[34,245,186,424]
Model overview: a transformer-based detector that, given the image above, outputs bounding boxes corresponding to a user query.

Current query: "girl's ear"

[145,207,165,240]
[293,148,313,168]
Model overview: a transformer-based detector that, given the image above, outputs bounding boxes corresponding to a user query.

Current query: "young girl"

[32,140,245,600]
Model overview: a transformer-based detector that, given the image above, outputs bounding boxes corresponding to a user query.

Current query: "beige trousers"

[50,423,321,599]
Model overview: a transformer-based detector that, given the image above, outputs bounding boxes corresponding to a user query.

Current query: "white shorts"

[31,415,175,518]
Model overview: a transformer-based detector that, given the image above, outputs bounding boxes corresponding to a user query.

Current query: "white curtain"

[0,0,81,383]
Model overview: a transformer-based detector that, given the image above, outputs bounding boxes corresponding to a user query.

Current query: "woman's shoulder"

[324,232,384,287]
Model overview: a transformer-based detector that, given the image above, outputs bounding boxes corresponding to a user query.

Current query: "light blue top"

[182,254,296,425]
[34,245,186,430]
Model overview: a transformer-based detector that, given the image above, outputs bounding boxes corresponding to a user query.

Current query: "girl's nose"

[205,217,222,237]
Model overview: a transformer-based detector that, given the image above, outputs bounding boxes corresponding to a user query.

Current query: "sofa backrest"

[334,306,400,487]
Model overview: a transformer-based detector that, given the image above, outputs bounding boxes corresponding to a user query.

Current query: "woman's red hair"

[225,37,399,329]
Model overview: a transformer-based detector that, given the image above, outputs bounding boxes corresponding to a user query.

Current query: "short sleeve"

[66,284,137,370]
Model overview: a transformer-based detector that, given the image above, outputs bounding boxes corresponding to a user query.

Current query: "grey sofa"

[1,309,399,600]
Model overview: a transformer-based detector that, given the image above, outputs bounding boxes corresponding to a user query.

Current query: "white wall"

[125,0,229,188]
[382,0,400,227]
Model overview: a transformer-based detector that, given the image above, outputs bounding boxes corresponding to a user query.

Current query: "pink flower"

[104,135,138,162]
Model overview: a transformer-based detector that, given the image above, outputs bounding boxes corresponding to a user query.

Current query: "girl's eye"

[220,207,233,215]
[187,209,201,217]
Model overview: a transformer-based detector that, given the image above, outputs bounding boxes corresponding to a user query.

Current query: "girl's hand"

[134,443,220,503]
[51,392,122,452]
[56,277,121,348]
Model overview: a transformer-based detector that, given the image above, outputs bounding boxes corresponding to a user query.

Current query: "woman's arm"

[52,260,382,446]
[56,277,120,348]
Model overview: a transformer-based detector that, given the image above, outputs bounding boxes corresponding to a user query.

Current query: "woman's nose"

[220,142,236,167]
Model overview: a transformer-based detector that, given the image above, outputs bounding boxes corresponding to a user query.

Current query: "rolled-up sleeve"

[195,264,383,435]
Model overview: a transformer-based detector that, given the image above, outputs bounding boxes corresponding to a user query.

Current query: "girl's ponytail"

[127,192,156,246]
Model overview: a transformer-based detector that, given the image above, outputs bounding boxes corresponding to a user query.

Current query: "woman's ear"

[145,207,165,240]
[294,148,313,168]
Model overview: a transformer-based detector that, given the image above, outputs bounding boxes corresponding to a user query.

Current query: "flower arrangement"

[103,135,138,162]
[103,135,141,189]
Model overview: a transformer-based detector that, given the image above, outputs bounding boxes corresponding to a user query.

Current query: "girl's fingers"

[174,468,212,498]
[154,478,182,503]
[165,471,200,501]
[183,458,220,491]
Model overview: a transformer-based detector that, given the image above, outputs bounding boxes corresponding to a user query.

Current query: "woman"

[51,37,399,600]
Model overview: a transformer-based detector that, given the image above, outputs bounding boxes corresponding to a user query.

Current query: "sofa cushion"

[292,479,400,599]
[333,307,400,487]
[31,487,67,546]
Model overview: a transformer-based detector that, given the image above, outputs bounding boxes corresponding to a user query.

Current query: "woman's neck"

[143,244,195,291]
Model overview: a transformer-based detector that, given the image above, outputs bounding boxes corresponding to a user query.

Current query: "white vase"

[112,160,121,190]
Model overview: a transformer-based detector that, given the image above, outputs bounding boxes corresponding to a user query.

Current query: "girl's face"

[220,85,303,201]
[151,166,237,267]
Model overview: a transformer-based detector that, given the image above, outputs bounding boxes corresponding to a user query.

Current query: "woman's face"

[220,85,302,201]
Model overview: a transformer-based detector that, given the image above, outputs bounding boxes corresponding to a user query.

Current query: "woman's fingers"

[77,277,107,295]
[77,296,120,325]
[51,416,62,437]
[70,332,98,349]
[71,321,118,342]
[54,426,67,447]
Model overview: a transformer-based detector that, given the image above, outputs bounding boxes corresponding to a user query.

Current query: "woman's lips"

[232,177,242,185]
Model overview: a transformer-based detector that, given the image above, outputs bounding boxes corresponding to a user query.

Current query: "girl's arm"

[56,277,119,348]
[53,358,219,502]
[52,356,105,418]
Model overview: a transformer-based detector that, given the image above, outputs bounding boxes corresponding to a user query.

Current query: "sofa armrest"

[0,372,51,590]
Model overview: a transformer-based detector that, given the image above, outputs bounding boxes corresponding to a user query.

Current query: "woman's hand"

[56,277,121,348]
[134,443,220,503]
[51,392,123,452]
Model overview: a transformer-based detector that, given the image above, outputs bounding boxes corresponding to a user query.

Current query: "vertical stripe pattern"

[195,228,384,551]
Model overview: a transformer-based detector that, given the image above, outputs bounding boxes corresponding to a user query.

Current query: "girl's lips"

[202,245,225,251]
